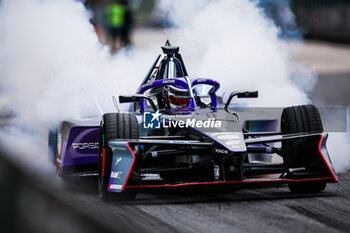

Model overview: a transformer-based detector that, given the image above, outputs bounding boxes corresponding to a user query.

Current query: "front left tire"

[98,113,139,201]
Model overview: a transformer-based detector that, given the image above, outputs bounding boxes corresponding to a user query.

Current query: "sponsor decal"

[140,173,161,180]
[109,184,123,190]
[289,167,306,172]
[72,142,99,150]
[214,165,220,180]
[143,111,222,129]
[111,171,122,179]
[215,148,229,154]
[57,134,62,155]
[162,79,175,84]
[115,157,122,166]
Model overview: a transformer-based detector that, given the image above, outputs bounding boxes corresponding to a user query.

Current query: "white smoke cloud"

[0,0,155,127]
[327,112,350,173]
[0,0,161,166]
[158,0,316,107]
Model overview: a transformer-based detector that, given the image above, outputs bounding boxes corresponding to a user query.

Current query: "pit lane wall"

[0,148,118,233]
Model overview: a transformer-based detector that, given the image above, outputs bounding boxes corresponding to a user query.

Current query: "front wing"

[106,133,337,193]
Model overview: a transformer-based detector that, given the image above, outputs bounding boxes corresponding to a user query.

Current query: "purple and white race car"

[49,41,337,201]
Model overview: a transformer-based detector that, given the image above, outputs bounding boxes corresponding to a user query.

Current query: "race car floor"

[67,171,350,233]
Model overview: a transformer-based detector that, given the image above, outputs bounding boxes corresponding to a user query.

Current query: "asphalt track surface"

[66,171,350,233]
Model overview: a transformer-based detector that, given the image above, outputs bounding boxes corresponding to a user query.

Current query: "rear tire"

[98,113,139,201]
[281,104,327,193]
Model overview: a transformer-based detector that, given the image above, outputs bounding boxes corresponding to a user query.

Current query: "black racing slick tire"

[98,113,139,201]
[281,104,327,193]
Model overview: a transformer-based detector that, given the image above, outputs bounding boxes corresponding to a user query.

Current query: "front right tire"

[281,104,327,193]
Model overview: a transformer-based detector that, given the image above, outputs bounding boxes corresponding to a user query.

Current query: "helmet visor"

[168,95,190,106]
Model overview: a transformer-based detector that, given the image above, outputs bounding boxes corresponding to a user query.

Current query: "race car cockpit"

[130,41,221,113]
[140,40,192,110]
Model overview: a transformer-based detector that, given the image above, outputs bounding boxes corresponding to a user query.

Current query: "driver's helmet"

[163,85,190,109]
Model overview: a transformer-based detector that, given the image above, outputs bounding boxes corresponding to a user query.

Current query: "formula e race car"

[48,41,337,201]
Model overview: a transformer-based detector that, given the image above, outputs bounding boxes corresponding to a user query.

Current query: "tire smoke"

[158,0,317,106]
[0,0,154,126]
[328,112,350,173]
[0,0,156,161]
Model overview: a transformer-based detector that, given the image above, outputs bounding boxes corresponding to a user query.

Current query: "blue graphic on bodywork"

[107,141,135,192]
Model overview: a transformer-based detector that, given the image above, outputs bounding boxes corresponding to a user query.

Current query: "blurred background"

[84,0,350,48]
